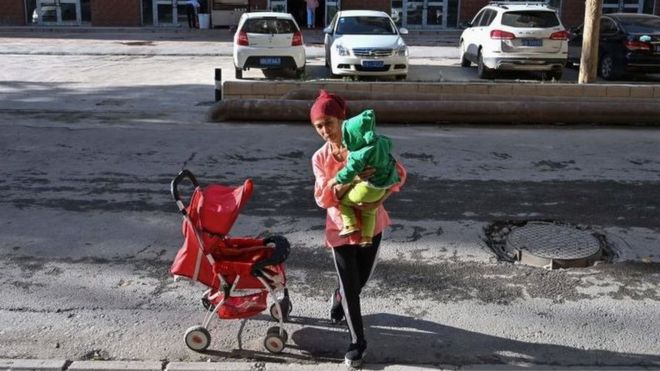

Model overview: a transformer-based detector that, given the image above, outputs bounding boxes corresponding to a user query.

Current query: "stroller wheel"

[184,325,211,352]
[264,326,287,353]
[266,326,289,342]
[269,296,292,322]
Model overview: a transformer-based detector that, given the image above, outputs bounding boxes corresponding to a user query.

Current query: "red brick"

[0,0,26,26]
[91,0,141,26]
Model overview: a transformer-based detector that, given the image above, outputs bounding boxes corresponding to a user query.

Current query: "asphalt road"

[0,32,659,368]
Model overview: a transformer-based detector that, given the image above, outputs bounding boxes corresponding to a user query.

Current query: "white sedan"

[324,10,409,80]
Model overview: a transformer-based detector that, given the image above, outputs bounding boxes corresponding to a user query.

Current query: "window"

[242,18,298,34]
[599,18,618,34]
[501,11,560,28]
[335,16,396,35]
[482,9,497,26]
[619,15,660,33]
[471,9,486,26]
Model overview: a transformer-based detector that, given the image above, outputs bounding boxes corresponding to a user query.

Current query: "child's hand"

[356,166,376,182]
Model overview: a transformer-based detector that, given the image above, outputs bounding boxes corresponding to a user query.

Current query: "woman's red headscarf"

[309,90,347,123]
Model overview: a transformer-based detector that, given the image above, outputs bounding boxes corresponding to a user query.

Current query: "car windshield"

[501,11,560,28]
[242,18,297,34]
[335,16,396,35]
[618,16,660,34]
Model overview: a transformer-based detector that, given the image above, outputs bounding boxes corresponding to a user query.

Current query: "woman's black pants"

[331,233,382,344]
[186,5,196,28]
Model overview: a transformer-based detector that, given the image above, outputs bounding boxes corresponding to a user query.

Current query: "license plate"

[361,60,384,68]
[260,57,281,66]
[522,39,542,47]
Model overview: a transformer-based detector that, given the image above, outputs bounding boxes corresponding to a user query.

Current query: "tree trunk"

[579,0,603,84]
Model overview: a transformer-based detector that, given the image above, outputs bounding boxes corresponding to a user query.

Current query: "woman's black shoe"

[329,288,344,323]
[344,340,367,367]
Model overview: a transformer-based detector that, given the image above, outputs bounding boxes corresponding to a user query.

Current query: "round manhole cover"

[507,222,601,260]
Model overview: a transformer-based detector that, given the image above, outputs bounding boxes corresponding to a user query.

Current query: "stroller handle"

[171,169,200,215]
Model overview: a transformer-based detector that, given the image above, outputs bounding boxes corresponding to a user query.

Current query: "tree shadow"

[291,313,660,367]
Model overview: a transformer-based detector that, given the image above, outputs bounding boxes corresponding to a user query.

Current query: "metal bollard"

[214,68,222,102]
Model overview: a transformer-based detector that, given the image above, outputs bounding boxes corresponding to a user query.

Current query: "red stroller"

[170,170,292,353]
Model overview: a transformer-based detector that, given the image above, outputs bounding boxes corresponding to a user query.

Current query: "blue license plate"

[362,60,384,68]
[260,57,281,66]
[522,39,542,47]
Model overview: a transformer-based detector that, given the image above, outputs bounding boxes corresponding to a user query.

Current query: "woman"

[305,0,319,28]
[310,90,406,367]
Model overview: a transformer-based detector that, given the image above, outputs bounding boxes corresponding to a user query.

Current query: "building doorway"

[602,0,645,13]
[325,0,338,26]
[32,0,81,25]
[392,0,448,29]
[150,0,193,26]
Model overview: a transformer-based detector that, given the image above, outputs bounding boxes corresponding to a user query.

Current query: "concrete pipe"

[208,99,660,125]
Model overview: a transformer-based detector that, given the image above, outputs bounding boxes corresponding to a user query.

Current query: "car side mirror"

[459,21,471,29]
[323,26,332,34]
[399,27,408,35]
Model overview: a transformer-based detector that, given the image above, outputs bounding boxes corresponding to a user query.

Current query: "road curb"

[3,359,659,371]
[0,359,68,371]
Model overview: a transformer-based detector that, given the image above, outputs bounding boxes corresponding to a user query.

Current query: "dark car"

[568,13,660,80]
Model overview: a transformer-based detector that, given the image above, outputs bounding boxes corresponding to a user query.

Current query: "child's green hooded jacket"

[335,109,400,188]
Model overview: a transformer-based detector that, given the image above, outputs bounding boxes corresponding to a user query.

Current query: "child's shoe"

[339,225,360,237]
[344,340,367,367]
[359,236,373,248]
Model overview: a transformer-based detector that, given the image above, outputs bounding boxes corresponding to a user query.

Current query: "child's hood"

[342,109,377,151]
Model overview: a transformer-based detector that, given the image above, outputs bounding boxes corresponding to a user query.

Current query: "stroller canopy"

[191,179,254,235]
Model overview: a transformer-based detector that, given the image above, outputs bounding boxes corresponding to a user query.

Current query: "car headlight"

[335,44,350,56]
[395,45,408,57]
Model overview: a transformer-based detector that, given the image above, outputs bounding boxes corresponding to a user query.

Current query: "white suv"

[233,12,306,79]
[459,3,568,80]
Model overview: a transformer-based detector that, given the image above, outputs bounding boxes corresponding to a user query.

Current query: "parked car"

[233,12,306,79]
[324,10,409,80]
[459,2,568,80]
[568,13,660,81]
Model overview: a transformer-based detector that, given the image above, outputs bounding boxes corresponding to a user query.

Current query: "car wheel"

[235,67,243,79]
[477,50,492,79]
[599,54,620,81]
[395,74,407,81]
[543,68,563,81]
[295,67,305,79]
[460,42,471,67]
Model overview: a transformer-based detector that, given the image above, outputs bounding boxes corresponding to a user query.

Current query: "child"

[328,109,400,247]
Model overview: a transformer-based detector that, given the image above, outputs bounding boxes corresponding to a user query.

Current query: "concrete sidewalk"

[0,27,459,59]
[0,26,462,46]
[3,359,657,371]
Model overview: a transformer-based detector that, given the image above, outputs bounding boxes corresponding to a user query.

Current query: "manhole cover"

[506,221,602,269]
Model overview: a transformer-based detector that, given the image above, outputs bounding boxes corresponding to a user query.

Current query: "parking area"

[1,27,659,84]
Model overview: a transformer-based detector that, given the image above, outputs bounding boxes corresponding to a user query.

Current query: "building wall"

[342,0,390,12]
[251,0,268,11]
[459,0,488,23]
[561,1,586,28]
[0,0,26,26]
[90,0,141,26]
